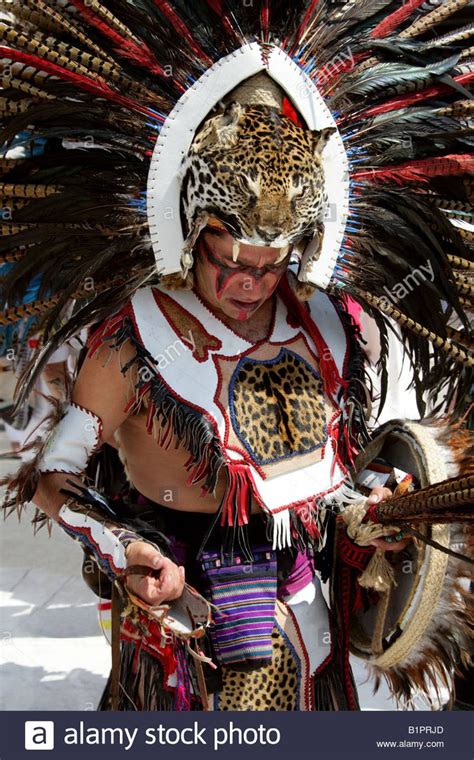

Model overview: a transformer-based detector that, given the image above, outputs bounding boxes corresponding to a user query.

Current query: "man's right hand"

[124,541,185,605]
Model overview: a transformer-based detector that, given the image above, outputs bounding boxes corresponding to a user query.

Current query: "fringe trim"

[101,641,359,711]
[98,642,201,711]
[313,648,360,711]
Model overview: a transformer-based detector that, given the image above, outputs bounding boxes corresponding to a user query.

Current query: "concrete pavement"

[0,435,110,710]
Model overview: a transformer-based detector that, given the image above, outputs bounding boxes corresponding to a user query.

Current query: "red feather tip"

[371,0,426,39]
[355,72,474,119]
[152,0,213,65]
[353,155,474,184]
[0,46,159,120]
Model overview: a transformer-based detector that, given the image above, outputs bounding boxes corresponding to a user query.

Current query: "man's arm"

[31,339,185,604]
[32,341,131,519]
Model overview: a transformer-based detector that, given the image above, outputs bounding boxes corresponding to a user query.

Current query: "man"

[24,218,437,711]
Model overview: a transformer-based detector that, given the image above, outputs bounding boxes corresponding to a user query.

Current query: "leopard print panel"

[181,103,334,248]
[215,626,299,710]
[230,348,327,465]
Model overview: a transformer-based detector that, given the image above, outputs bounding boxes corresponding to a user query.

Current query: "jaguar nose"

[256,227,280,243]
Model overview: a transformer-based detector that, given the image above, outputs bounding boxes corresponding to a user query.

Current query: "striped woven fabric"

[201,546,277,669]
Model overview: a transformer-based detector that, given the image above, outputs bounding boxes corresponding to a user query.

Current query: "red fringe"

[342,423,358,469]
[87,303,132,356]
[124,387,146,416]
[293,500,321,540]
[220,462,258,528]
[159,416,175,450]
[371,0,426,39]
[185,454,210,486]
[146,399,156,436]
[353,154,474,184]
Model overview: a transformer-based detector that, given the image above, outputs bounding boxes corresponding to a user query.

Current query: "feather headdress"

[0,0,472,413]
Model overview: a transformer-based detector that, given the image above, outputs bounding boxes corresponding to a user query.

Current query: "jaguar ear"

[191,102,244,154]
[311,127,337,156]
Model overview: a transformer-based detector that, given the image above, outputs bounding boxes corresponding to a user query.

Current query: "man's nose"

[237,271,270,294]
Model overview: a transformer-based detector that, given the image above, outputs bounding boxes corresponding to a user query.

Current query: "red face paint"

[198,230,291,320]
[201,231,291,303]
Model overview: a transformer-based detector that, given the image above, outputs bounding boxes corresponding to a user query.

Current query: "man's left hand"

[366,486,412,553]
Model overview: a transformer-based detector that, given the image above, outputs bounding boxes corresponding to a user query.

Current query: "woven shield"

[348,420,472,703]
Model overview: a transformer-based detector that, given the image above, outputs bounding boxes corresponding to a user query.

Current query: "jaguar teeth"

[275,245,290,264]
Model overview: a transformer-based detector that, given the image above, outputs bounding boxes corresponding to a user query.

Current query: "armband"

[54,483,165,582]
[38,402,102,475]
[57,500,139,580]
[58,502,131,580]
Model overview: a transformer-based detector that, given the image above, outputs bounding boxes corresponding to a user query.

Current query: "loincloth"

[100,499,358,711]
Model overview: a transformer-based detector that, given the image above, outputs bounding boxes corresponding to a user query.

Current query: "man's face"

[194,227,291,321]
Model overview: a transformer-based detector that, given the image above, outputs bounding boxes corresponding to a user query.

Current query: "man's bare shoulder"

[72,325,138,441]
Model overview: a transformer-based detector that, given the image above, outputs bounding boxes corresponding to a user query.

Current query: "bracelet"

[383,530,406,544]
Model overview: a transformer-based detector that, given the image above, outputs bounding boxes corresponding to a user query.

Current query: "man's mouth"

[229,298,261,311]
